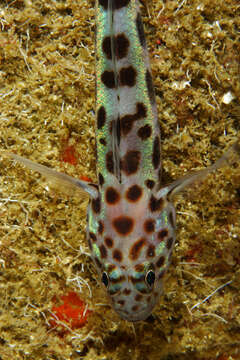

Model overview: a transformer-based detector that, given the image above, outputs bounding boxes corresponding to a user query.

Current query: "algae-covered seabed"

[0,0,239,359]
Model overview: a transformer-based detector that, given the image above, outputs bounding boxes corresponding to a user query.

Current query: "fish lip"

[120,312,151,322]
[113,296,156,322]
[117,308,153,322]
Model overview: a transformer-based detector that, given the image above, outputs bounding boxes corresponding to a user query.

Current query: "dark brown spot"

[113,216,134,235]
[146,70,155,104]
[89,232,97,242]
[117,300,125,306]
[102,36,111,59]
[126,185,142,202]
[136,102,147,118]
[104,237,114,248]
[123,288,131,295]
[132,305,139,312]
[99,244,107,258]
[115,0,130,9]
[113,249,123,262]
[99,138,106,146]
[149,195,163,212]
[92,197,101,213]
[156,256,165,268]
[147,245,155,257]
[108,264,116,272]
[99,0,130,11]
[106,151,114,173]
[98,0,108,9]
[98,172,104,186]
[145,179,155,189]
[158,270,166,279]
[131,273,145,283]
[120,114,134,135]
[120,102,147,136]
[111,275,125,284]
[135,264,144,272]
[94,256,102,269]
[116,116,121,145]
[129,238,146,260]
[121,150,141,175]
[167,237,174,250]
[106,187,120,204]
[158,229,168,241]
[97,106,106,129]
[87,238,92,251]
[152,136,161,169]
[109,288,118,295]
[119,66,136,87]
[109,120,113,134]
[102,33,130,61]
[116,33,129,59]
[135,294,143,301]
[137,124,152,140]
[144,219,155,233]
[136,12,146,47]
[98,221,104,235]
[101,70,115,88]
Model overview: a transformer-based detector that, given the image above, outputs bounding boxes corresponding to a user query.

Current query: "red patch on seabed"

[60,137,93,182]
[185,243,203,263]
[50,291,91,332]
[60,144,78,166]
[60,137,78,166]
[79,174,93,182]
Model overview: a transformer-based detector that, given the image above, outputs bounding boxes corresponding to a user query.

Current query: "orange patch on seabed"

[185,243,203,263]
[50,291,91,332]
[60,138,93,182]
[79,174,93,182]
[60,143,78,166]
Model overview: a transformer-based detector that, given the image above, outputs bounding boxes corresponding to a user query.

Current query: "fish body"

[88,0,176,321]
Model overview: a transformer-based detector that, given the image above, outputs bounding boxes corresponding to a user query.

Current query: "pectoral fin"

[164,140,240,200]
[1,152,99,200]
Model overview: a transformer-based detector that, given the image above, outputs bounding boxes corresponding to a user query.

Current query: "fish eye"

[145,270,155,288]
[101,272,109,287]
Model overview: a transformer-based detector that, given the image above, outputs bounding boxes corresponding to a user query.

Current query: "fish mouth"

[116,306,154,322]
[112,294,156,322]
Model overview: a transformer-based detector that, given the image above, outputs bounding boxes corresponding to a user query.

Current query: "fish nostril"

[117,299,125,306]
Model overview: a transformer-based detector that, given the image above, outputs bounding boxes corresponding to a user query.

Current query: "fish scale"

[2,0,239,322]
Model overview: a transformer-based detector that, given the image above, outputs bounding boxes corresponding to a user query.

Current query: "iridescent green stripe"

[95,1,118,179]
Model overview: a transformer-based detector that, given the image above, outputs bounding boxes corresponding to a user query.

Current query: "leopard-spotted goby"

[2,0,239,322]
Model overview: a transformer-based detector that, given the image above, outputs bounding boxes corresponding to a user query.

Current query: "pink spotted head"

[87,181,176,322]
